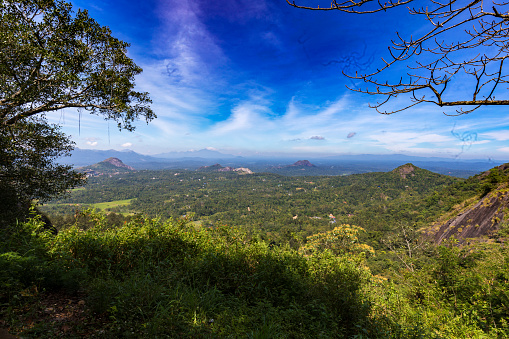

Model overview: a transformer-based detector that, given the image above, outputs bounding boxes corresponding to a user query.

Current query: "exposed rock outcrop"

[233,167,253,174]
[198,164,253,174]
[428,188,509,244]
[393,163,415,179]
[78,157,135,176]
[102,157,135,170]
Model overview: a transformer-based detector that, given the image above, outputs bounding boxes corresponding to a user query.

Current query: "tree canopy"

[288,0,509,114]
[0,119,85,224]
[0,0,154,223]
[0,0,154,129]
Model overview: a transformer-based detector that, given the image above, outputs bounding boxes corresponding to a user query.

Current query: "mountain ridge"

[78,157,135,176]
[57,148,507,178]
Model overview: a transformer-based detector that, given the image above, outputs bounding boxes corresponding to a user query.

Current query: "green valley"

[3,162,509,338]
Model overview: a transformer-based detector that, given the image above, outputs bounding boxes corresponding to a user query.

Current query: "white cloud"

[456,140,490,146]
[481,131,509,141]
[498,147,509,153]
[211,101,273,135]
[84,137,99,147]
[122,142,132,148]
[156,0,227,88]
[370,132,452,148]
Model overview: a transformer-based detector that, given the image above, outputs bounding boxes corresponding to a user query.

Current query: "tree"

[0,118,85,225]
[299,224,374,256]
[0,0,154,224]
[288,0,509,114]
[0,0,154,129]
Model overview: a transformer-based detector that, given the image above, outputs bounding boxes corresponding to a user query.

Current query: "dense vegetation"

[44,165,460,247]
[2,164,509,337]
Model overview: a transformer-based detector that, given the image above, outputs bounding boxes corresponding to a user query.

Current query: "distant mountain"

[323,153,502,163]
[392,163,417,179]
[315,154,505,178]
[291,160,316,167]
[102,157,135,171]
[58,148,160,168]
[154,149,242,160]
[58,148,507,177]
[78,157,135,176]
[58,148,244,170]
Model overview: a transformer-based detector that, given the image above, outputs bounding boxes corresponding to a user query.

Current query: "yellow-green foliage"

[89,199,133,210]
[4,210,375,338]
[3,210,509,338]
[300,224,375,257]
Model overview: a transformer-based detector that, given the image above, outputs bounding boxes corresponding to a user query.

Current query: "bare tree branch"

[288,0,509,114]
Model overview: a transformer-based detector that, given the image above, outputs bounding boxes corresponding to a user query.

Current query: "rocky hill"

[102,157,135,170]
[197,164,253,174]
[425,163,509,244]
[78,157,135,176]
[291,160,316,167]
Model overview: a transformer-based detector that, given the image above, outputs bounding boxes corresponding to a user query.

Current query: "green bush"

[6,209,508,337]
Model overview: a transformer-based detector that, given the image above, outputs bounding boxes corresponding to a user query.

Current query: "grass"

[43,199,133,211]
[89,199,133,210]
[71,187,86,192]
[44,199,134,211]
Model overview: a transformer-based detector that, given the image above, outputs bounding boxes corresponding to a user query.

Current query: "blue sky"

[48,0,509,160]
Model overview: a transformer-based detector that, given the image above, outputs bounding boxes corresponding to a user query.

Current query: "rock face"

[79,157,135,176]
[292,160,316,167]
[102,157,135,170]
[233,167,253,174]
[428,188,509,244]
[217,166,234,172]
[198,164,253,174]
[393,163,415,179]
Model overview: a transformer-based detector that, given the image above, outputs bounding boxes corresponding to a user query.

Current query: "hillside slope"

[425,164,509,244]
[78,157,135,176]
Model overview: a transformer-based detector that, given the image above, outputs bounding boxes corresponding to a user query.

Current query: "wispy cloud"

[56,0,509,160]
[211,101,274,135]
[481,131,509,141]
[156,0,227,88]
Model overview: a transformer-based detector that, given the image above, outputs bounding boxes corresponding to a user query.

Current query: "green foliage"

[300,224,375,257]
[0,0,154,229]
[4,206,509,337]
[0,0,154,129]
[366,244,509,338]
[0,120,85,226]
[481,168,505,196]
[2,210,377,337]
[58,211,373,337]
[44,166,460,248]
[6,164,509,337]
[0,213,85,302]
